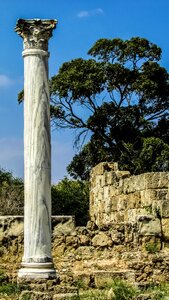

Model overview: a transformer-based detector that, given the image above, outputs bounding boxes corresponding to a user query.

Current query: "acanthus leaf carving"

[15,19,57,51]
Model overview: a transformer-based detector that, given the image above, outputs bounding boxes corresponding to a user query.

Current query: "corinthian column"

[15,19,57,279]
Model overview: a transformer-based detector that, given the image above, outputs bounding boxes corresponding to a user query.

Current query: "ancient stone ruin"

[1,162,169,298]
[90,162,169,250]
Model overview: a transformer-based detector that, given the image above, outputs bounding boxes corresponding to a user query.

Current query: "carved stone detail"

[15,19,57,51]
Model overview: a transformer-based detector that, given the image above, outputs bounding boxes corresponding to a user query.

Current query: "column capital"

[15,19,57,51]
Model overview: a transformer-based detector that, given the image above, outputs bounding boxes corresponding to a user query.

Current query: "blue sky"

[0,0,169,182]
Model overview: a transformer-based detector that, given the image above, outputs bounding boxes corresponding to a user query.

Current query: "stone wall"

[2,215,169,287]
[0,215,75,244]
[1,165,169,289]
[90,162,169,247]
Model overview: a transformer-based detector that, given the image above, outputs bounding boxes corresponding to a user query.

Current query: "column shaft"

[15,18,57,279]
[23,49,51,263]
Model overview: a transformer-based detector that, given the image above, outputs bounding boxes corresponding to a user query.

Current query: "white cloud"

[77,8,104,18]
[0,75,14,87]
[78,10,90,18]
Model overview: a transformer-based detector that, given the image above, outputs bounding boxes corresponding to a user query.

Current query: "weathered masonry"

[90,162,169,247]
[1,163,169,291]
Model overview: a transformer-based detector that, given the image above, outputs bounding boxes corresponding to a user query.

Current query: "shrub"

[145,242,159,253]
[52,178,89,226]
[111,280,137,300]
[0,168,24,216]
[0,168,89,226]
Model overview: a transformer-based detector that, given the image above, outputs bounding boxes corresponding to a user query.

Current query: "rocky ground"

[1,218,169,299]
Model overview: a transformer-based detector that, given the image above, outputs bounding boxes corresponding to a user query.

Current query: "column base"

[18,262,57,279]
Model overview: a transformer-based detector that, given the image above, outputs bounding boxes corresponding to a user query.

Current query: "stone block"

[91,162,118,176]
[0,227,4,242]
[116,171,130,179]
[111,230,125,244]
[53,218,76,236]
[109,212,118,223]
[96,175,104,187]
[92,232,112,247]
[140,190,157,207]
[156,189,168,201]
[8,220,23,237]
[134,174,146,191]
[79,235,90,246]
[123,174,145,194]
[109,185,122,197]
[123,177,135,194]
[0,216,24,241]
[106,172,116,185]
[103,186,111,199]
[97,190,104,201]
[90,176,96,188]
[138,215,161,236]
[52,244,65,257]
[124,209,135,222]
[102,174,108,186]
[117,196,127,211]
[161,201,169,218]
[111,196,118,211]
[162,219,169,238]
[116,211,125,222]
[125,208,148,223]
[104,198,112,214]
[145,172,169,189]
[127,192,141,209]
[65,236,79,247]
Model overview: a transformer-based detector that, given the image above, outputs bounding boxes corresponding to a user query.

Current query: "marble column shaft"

[23,48,51,263]
[15,19,57,279]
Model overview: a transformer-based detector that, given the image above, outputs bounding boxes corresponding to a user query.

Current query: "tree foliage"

[49,37,169,179]
[19,37,169,179]
[0,169,24,215]
[0,168,89,224]
[51,178,89,225]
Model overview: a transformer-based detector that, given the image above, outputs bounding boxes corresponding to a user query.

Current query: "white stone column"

[15,19,57,279]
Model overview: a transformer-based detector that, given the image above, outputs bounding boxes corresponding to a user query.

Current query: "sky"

[0,0,169,183]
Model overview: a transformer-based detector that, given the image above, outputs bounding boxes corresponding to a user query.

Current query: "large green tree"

[19,37,169,179]
[49,37,169,179]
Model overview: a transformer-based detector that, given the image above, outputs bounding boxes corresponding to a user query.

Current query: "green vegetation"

[142,283,169,300]
[0,270,29,299]
[0,283,22,296]
[0,168,89,224]
[110,280,137,300]
[0,169,24,215]
[72,280,169,299]
[145,242,160,253]
[0,276,169,299]
[46,37,169,180]
[0,168,24,215]
[52,177,89,225]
